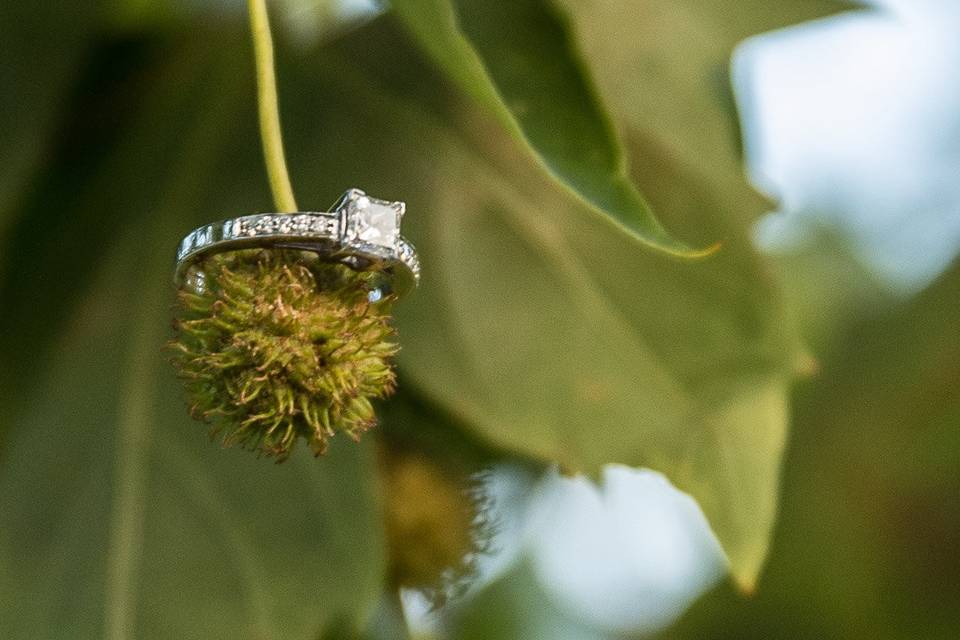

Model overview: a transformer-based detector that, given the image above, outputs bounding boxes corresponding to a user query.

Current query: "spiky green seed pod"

[170,249,398,461]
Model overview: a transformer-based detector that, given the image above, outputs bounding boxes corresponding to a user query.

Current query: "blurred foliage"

[388,0,857,588]
[449,561,608,640]
[0,1,100,251]
[3,0,958,639]
[767,228,896,355]
[0,32,386,637]
[662,257,960,640]
[380,444,481,602]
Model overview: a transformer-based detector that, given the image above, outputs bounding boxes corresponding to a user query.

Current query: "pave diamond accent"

[397,238,420,281]
[227,213,338,241]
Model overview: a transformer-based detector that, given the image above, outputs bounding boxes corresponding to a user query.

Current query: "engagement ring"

[174,188,420,297]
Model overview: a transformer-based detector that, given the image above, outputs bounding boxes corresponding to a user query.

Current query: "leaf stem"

[248,0,298,212]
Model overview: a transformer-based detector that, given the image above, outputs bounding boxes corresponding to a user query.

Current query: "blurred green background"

[1,1,958,638]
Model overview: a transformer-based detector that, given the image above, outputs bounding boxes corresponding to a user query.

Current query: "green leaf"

[383,0,858,587]
[0,33,386,639]
[389,0,707,256]
[666,259,960,638]
[269,16,797,588]
[395,149,790,590]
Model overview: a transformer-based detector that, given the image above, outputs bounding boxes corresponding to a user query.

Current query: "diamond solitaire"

[341,189,404,251]
[174,188,419,297]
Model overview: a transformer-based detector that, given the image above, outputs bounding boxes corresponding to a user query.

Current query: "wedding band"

[174,188,420,297]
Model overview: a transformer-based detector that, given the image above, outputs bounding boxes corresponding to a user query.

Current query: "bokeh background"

[1,1,958,638]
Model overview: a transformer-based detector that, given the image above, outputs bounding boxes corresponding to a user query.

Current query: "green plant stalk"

[248,0,298,212]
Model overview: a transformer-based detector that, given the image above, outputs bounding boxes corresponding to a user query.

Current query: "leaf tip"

[721,538,771,600]
[662,239,724,260]
[793,349,821,379]
[733,573,758,597]
[691,240,724,259]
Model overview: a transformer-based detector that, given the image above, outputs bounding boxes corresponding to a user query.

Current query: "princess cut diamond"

[344,191,403,250]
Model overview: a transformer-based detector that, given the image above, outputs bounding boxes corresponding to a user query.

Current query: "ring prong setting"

[342,190,403,252]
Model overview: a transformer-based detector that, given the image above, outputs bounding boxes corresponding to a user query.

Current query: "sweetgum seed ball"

[171,249,398,460]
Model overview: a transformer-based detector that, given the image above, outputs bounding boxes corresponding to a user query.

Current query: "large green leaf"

[380,0,857,587]
[666,259,960,639]
[0,31,386,639]
[259,17,792,588]
[388,0,705,256]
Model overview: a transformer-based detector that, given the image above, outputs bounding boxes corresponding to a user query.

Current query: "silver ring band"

[174,189,420,297]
